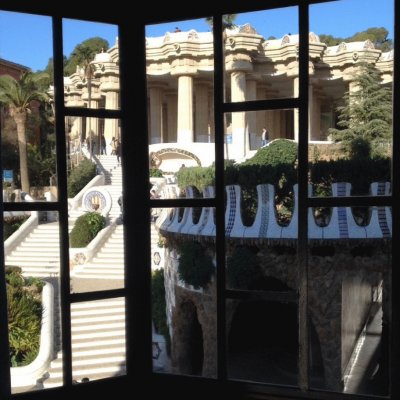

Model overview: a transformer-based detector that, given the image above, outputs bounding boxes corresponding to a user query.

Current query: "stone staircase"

[5,222,69,278]
[43,297,126,388]
[72,224,125,280]
[95,155,123,220]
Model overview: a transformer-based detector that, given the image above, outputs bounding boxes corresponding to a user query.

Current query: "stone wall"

[164,241,389,390]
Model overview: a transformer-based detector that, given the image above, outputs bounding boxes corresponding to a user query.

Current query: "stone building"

[63,25,393,167]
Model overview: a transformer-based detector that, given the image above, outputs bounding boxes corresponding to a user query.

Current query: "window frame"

[0,1,398,399]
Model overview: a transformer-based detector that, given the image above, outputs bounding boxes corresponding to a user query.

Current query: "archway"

[228,278,298,385]
[173,300,204,375]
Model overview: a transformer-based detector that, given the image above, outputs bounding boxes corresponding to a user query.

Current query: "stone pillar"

[177,75,194,144]
[148,86,164,144]
[104,91,119,142]
[231,71,246,159]
[309,84,321,141]
[293,76,299,142]
[88,99,100,154]
[195,83,209,143]
[208,91,215,143]
[166,92,177,143]
[246,79,257,151]
[265,111,275,139]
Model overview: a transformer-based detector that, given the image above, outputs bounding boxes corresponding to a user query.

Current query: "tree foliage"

[64,37,109,76]
[205,14,237,30]
[0,71,50,192]
[319,27,392,51]
[328,63,392,158]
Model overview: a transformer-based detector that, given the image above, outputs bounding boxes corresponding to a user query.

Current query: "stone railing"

[158,182,392,241]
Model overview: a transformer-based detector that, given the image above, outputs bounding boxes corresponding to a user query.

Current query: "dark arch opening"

[228,298,298,385]
[176,301,204,375]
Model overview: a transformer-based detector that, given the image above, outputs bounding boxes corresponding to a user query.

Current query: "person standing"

[261,127,269,147]
[116,139,121,163]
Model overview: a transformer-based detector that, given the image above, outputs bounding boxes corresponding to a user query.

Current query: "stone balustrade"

[158,181,392,241]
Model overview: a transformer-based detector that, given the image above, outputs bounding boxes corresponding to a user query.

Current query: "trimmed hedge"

[69,211,106,248]
[67,158,97,198]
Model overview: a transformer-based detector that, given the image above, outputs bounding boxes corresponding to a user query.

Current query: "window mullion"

[52,15,73,387]
[297,2,310,391]
[213,13,227,382]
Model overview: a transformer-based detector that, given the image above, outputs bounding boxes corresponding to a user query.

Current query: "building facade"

[64,26,393,167]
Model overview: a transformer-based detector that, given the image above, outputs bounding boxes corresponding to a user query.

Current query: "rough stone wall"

[165,241,389,390]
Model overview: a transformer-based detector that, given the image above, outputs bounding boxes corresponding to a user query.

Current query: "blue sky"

[0,0,394,72]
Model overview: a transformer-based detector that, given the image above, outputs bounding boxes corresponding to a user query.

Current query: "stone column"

[231,71,246,159]
[292,76,299,142]
[104,91,119,142]
[309,84,321,141]
[149,86,164,144]
[195,83,209,143]
[177,75,194,144]
[246,79,257,151]
[165,92,177,143]
[208,91,215,143]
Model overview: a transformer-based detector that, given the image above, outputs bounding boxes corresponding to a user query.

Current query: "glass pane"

[223,7,298,102]
[67,118,124,292]
[4,212,62,392]
[224,109,298,161]
[70,297,126,383]
[146,19,215,199]
[153,206,216,377]
[0,11,55,201]
[62,19,119,110]
[223,121,299,385]
[308,206,391,395]
[309,0,393,189]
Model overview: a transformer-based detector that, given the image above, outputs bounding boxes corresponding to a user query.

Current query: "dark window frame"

[0,1,398,399]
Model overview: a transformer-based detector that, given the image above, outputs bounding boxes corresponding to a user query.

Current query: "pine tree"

[329,63,392,158]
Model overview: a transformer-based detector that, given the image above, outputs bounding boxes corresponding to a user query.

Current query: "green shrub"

[178,241,214,289]
[3,216,29,240]
[226,246,261,289]
[69,211,105,248]
[6,270,44,367]
[150,168,164,178]
[67,158,96,197]
[244,139,298,167]
[152,268,170,353]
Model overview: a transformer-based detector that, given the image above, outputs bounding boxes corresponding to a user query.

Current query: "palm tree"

[0,71,49,193]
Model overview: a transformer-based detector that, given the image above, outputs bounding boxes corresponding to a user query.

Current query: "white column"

[231,71,246,160]
[195,83,209,143]
[149,86,163,144]
[293,76,299,142]
[104,91,119,142]
[246,80,257,151]
[208,91,215,143]
[166,93,177,143]
[177,75,194,144]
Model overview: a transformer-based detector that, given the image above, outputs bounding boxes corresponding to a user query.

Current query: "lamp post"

[80,63,93,160]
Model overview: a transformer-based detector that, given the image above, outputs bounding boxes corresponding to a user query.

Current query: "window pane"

[223,7,298,102]
[154,206,216,377]
[146,19,215,199]
[4,211,62,393]
[0,12,55,200]
[308,207,391,395]
[309,0,393,189]
[62,19,119,110]
[70,297,126,383]
[67,121,124,293]
[224,109,298,161]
